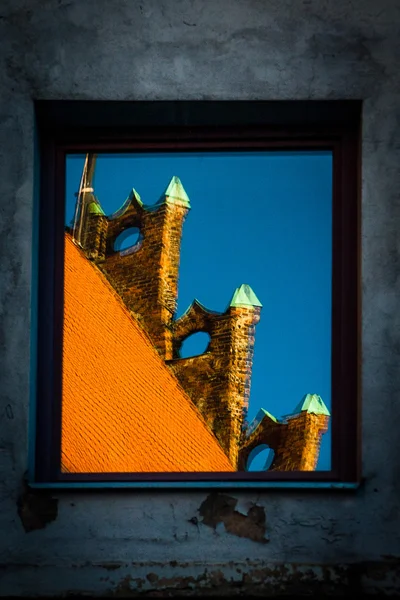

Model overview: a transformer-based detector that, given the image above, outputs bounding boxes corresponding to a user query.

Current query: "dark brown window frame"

[32,100,361,488]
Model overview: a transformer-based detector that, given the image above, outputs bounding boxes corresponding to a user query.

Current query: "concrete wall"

[1,0,399,596]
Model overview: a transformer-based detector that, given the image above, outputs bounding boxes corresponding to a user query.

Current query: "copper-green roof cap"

[229,284,262,308]
[130,188,143,206]
[258,408,278,423]
[109,189,142,219]
[291,393,330,417]
[160,176,191,208]
[88,201,105,216]
[246,408,278,438]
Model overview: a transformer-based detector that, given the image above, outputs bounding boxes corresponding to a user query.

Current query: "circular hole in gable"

[180,332,211,358]
[246,444,275,472]
[114,227,141,253]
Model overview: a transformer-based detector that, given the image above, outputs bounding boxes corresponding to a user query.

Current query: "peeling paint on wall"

[197,493,268,543]
[16,482,58,533]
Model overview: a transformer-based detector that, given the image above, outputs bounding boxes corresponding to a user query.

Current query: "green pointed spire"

[229,284,262,308]
[292,393,330,417]
[161,176,191,208]
[87,200,105,216]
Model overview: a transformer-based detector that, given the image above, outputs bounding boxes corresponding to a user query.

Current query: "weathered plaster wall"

[1,0,400,596]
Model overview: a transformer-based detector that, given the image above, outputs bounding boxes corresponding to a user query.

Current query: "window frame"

[31,100,361,488]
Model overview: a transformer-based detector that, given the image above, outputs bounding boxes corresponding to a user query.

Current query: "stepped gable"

[62,234,234,473]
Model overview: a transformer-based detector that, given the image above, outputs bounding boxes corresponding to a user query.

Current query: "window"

[32,101,360,488]
[179,332,211,359]
[113,227,142,254]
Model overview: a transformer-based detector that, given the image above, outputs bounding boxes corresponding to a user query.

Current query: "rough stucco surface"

[0,0,400,596]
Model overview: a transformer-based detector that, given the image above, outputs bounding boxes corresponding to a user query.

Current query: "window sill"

[28,480,362,491]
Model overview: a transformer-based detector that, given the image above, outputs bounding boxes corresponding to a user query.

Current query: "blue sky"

[66,151,332,471]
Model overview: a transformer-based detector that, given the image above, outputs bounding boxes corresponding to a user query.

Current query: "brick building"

[67,154,330,471]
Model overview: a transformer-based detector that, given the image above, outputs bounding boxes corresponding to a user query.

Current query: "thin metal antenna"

[72,154,97,246]
[72,154,89,246]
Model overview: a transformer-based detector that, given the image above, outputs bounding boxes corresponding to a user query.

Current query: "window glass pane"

[63,151,332,473]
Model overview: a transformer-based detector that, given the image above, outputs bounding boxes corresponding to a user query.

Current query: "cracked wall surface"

[1,0,400,596]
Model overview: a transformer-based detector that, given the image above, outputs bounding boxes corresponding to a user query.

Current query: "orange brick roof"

[62,234,234,473]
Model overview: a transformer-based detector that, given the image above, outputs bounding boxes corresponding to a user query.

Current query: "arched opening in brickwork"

[179,331,211,358]
[113,227,142,255]
[246,444,275,472]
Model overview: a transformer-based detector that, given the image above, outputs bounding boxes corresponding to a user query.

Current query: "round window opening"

[246,444,275,472]
[179,332,211,358]
[114,227,142,254]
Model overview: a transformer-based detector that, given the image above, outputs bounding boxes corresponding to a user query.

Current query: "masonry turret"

[72,163,190,359]
[167,284,262,468]
[72,154,109,261]
[238,394,330,471]
[277,394,330,470]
